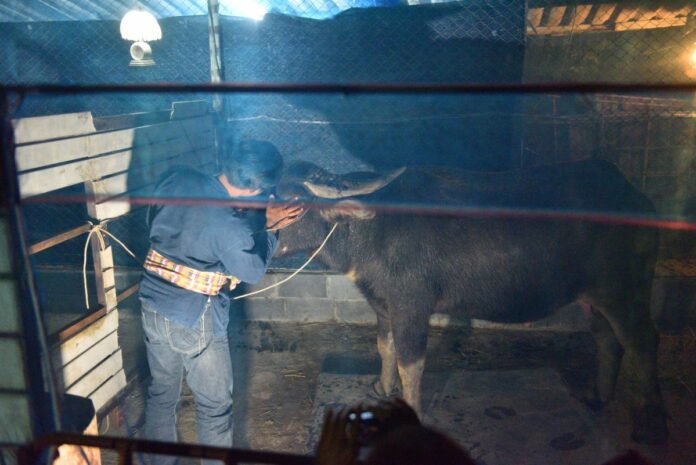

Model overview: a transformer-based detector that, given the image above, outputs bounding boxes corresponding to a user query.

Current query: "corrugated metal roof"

[0,0,464,22]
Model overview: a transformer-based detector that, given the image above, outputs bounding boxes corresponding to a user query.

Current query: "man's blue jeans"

[141,302,233,465]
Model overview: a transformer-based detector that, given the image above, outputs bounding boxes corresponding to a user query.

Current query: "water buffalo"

[275,158,667,444]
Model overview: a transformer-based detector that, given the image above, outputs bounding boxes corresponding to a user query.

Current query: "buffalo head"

[274,161,405,259]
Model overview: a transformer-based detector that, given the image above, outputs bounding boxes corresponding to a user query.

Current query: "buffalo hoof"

[631,405,669,445]
[368,379,401,400]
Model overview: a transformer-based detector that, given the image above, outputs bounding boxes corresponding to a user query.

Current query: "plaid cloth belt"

[144,248,240,296]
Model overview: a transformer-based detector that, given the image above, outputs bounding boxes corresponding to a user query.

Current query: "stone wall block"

[327,275,364,301]
[277,274,327,299]
[284,298,335,322]
[244,298,287,321]
[335,301,376,324]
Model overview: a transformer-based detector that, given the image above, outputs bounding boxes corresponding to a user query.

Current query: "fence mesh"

[3,3,696,460]
[3,0,696,318]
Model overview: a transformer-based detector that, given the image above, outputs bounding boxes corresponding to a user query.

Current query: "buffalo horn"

[304,166,406,199]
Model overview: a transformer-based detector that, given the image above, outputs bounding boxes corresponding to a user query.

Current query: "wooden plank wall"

[12,101,216,412]
[527,4,694,36]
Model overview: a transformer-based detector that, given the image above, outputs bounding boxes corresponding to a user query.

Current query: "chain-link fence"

[2,1,694,90]
[4,3,696,458]
[3,0,696,265]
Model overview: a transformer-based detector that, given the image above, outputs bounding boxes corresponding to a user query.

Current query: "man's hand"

[266,195,305,231]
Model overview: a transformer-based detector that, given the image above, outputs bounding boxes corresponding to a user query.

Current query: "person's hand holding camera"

[316,406,362,465]
[316,398,420,465]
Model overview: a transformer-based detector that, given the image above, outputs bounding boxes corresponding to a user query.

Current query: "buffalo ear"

[319,200,375,223]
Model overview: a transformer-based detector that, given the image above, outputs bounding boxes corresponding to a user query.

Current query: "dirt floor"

[97,315,696,465]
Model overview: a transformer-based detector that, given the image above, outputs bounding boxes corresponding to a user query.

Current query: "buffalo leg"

[598,301,667,444]
[377,324,399,396]
[391,310,430,417]
[396,357,426,417]
[586,307,624,409]
[362,288,400,397]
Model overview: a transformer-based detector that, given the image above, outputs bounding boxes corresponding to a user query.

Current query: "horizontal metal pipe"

[2,81,696,95]
[25,432,314,465]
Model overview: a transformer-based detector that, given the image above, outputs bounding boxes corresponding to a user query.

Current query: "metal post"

[0,90,60,454]
[207,0,225,112]
[207,0,226,168]
[642,116,652,191]
[117,444,133,465]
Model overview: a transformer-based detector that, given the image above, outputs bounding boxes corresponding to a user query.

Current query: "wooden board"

[615,6,689,31]
[59,330,119,389]
[12,112,96,145]
[527,3,692,35]
[19,128,214,198]
[88,368,127,413]
[527,8,544,29]
[51,310,119,368]
[592,4,617,25]
[15,114,213,172]
[545,6,567,27]
[86,146,215,201]
[66,349,123,398]
[570,5,593,27]
[88,156,216,220]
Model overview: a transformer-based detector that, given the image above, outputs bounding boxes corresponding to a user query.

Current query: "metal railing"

[18,433,314,465]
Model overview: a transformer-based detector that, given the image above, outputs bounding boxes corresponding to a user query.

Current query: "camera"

[348,410,376,423]
[347,410,381,447]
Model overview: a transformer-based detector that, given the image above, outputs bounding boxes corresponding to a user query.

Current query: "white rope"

[81,219,338,306]
[82,221,138,309]
[233,223,339,300]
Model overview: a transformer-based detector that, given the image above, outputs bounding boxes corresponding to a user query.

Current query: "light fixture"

[690,42,696,70]
[120,8,162,66]
[226,0,268,21]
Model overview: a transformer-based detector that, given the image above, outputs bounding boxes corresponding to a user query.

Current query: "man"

[138,140,302,464]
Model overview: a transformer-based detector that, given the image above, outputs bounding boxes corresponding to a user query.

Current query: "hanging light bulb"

[120,8,162,66]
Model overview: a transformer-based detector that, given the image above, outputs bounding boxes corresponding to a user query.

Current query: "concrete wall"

[242,270,591,331]
[245,269,696,333]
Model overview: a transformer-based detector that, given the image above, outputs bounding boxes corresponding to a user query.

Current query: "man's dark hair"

[223,139,283,191]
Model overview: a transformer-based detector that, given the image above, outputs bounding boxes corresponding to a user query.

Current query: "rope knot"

[82,220,138,309]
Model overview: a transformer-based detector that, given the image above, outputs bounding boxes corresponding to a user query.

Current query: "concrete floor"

[97,312,696,465]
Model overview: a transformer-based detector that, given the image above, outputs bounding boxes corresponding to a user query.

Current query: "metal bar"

[118,444,134,465]
[0,331,22,338]
[0,387,30,395]
[642,117,652,191]
[4,82,696,95]
[207,0,225,112]
[1,89,61,449]
[116,282,140,303]
[28,223,91,255]
[552,96,558,160]
[28,432,315,465]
